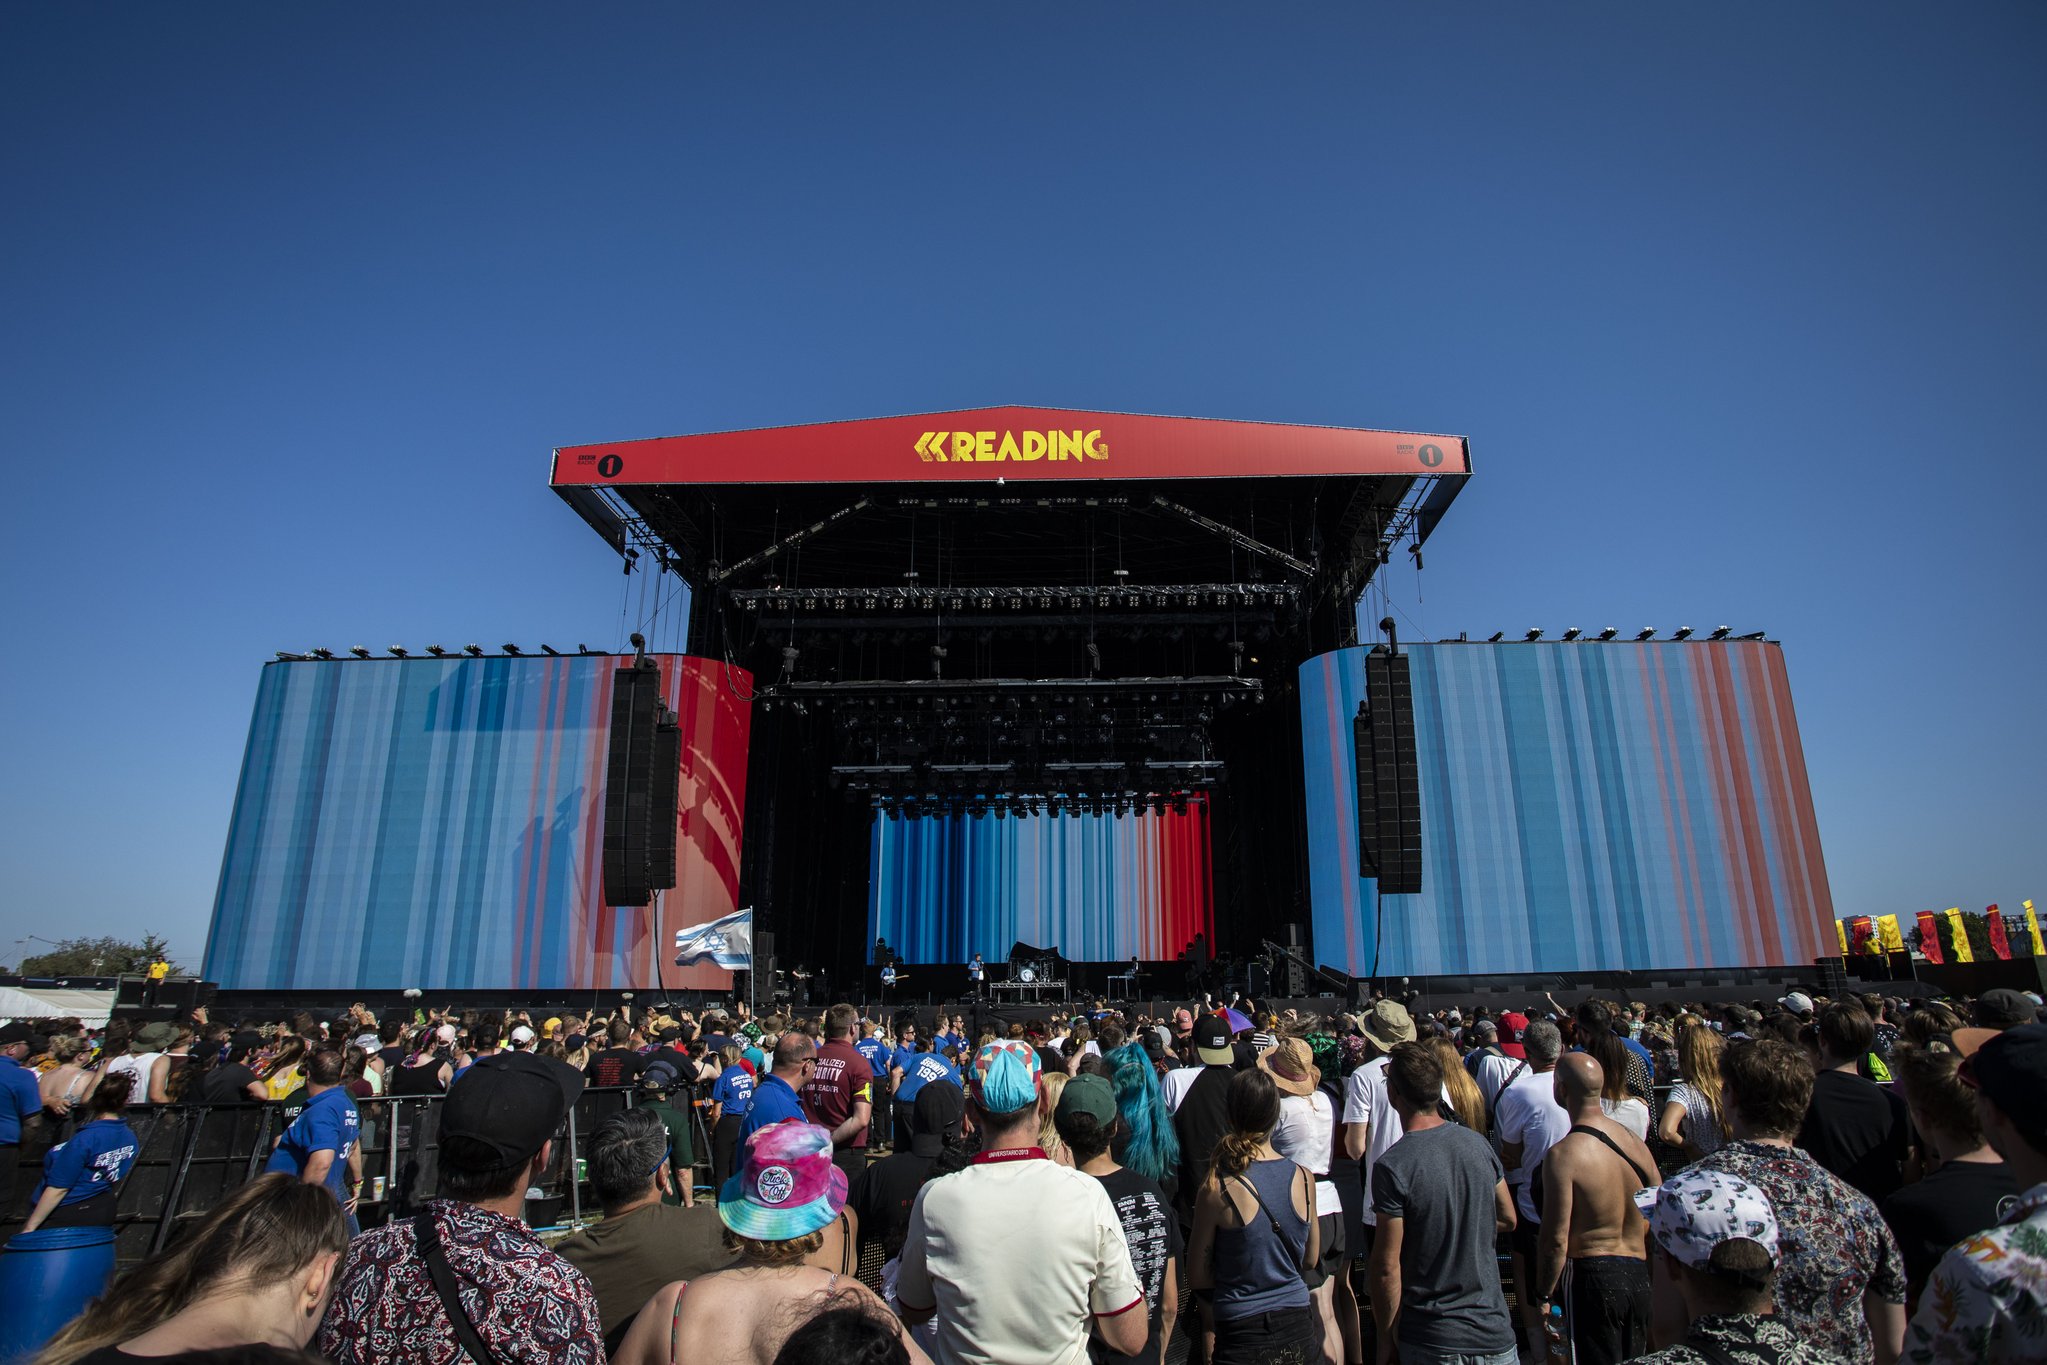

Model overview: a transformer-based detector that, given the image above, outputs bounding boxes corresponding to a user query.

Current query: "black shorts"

[1509,1211,1541,1260]
[1562,1255,1652,1365]
[1305,1209,1346,1288]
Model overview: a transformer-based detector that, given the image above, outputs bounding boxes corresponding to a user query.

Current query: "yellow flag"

[1836,920,1850,956]
[2026,900,2044,957]
[1946,907,1974,963]
[1877,914,1905,952]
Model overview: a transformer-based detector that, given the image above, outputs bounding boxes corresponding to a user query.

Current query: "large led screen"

[1302,642,1834,976]
[868,802,1213,963]
[204,654,752,990]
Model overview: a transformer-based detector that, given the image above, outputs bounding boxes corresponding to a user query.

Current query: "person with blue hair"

[1106,1042,1182,1205]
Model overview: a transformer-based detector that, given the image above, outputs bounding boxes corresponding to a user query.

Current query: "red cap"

[1498,1012,1530,1059]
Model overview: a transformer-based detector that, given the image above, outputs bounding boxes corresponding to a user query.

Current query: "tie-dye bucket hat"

[718,1121,849,1241]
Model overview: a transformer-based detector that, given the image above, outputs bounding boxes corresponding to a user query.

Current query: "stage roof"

[552,407,1469,488]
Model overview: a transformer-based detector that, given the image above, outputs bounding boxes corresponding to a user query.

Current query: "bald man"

[1535,1053,1659,1365]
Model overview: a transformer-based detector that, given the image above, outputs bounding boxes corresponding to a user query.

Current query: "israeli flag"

[674,908,753,968]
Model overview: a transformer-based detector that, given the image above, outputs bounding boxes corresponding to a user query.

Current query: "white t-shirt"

[1272,1090,1341,1215]
[104,1052,158,1105]
[897,1150,1143,1365]
[1472,1051,1526,1112]
[1341,1056,1403,1226]
[1160,1063,1226,1114]
[1493,1067,1571,1223]
[1602,1096,1651,1142]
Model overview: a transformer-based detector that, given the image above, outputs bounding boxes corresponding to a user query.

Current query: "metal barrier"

[3,1085,716,1265]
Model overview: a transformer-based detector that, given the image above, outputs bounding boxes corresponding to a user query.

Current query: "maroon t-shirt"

[801,1039,875,1147]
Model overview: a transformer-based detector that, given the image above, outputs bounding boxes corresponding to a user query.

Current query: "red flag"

[1987,904,2011,961]
[1917,910,1944,964]
[1849,916,1875,956]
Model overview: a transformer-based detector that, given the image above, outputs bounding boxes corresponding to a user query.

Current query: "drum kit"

[997,956,1063,1000]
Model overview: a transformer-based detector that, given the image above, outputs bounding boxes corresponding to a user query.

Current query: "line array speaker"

[1354,648,1423,895]
[602,657,681,906]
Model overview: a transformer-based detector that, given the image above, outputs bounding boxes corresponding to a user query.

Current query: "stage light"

[310,648,335,660]
[1488,632,1504,643]
[1738,630,1766,640]
[277,651,307,661]
[1709,626,1731,640]
[1524,629,1543,642]
[503,643,522,655]
[541,644,561,656]
[464,644,485,656]
[1672,626,1694,640]
[578,644,593,654]
[388,646,409,658]
[1635,628,1655,641]
[427,645,449,657]
[1597,628,1618,641]
[1561,628,1582,641]
[349,646,371,658]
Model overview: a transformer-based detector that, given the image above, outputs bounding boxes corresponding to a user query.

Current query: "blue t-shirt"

[853,1035,890,1073]
[737,1073,806,1143]
[894,1052,959,1104]
[711,1064,755,1118]
[264,1086,360,1201]
[33,1117,138,1206]
[0,1057,42,1145]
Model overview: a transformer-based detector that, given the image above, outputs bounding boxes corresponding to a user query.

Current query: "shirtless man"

[1536,1053,1657,1365]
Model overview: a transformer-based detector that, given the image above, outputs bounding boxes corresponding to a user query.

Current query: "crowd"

[0,983,2042,1365]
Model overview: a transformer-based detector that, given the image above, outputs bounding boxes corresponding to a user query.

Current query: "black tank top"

[389,1059,447,1096]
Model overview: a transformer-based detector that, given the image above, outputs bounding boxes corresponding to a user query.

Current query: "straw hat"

[1262,1036,1319,1097]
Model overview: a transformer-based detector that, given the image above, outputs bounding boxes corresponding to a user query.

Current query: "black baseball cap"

[1973,989,2037,1030]
[0,1023,35,1047]
[1193,1014,1233,1066]
[441,1052,586,1164]
[1958,1023,2047,1144]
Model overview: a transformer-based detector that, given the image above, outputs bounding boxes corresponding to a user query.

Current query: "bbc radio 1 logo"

[577,452,626,478]
[1396,441,1446,469]
[913,429,1108,464]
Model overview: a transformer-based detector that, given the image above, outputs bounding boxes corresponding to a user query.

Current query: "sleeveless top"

[104,1053,158,1105]
[1212,1155,1311,1320]
[389,1059,448,1096]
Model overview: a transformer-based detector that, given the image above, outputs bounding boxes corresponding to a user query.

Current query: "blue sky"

[3,5,2040,969]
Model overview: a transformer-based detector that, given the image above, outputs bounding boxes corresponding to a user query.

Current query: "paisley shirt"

[317,1199,605,1364]
[1905,1180,2047,1365]
[1630,1312,1852,1365]
[1687,1141,1905,1365]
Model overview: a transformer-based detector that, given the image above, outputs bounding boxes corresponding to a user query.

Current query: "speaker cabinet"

[602,658,681,907]
[1354,648,1423,894]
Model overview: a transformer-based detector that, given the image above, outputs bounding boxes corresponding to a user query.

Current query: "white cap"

[1635,1168,1779,1271]
[436,1023,457,1045]
[1777,992,1813,1015]
[510,1025,536,1046]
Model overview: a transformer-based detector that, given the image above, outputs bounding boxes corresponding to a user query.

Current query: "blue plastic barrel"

[0,1226,117,1364]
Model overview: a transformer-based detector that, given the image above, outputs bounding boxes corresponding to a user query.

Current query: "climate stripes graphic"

[869,801,1213,962]
[204,654,751,990]
[1300,642,1833,976]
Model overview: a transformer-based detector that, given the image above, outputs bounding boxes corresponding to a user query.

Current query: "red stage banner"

[552,408,1471,487]
[1917,910,1944,964]
[1848,916,1874,956]
[1986,904,2011,960]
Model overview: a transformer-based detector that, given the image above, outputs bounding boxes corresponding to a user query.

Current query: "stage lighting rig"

[1709,626,1731,640]
[1737,630,1766,640]
[503,644,522,656]
[1561,628,1582,641]
[277,651,308,661]
[388,646,409,658]
[349,646,371,659]
[541,644,561,656]
[1488,632,1504,643]
[310,648,335,660]
[1597,628,1618,641]
[1635,629,1655,641]
[1672,627,1694,641]
[427,645,449,657]
[464,644,485,656]
[1524,629,1543,641]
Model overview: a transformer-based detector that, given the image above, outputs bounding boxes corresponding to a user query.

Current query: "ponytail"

[1210,1068,1281,1180]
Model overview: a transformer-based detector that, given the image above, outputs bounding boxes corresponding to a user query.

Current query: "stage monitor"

[1301,641,1834,976]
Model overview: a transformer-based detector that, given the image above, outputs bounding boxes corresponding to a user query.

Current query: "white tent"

[0,986,117,1027]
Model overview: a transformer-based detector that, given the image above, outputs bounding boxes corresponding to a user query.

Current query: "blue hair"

[1105,1042,1179,1183]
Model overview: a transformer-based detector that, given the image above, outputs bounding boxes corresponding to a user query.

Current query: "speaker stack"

[1354,647,1423,895]
[602,654,682,907]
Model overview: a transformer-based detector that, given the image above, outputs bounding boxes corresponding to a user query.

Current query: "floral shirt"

[316,1199,605,1364]
[1630,1312,1853,1365]
[1904,1180,2047,1365]
[1688,1141,1906,1365]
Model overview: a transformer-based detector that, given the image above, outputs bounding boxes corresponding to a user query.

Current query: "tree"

[16,934,180,977]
